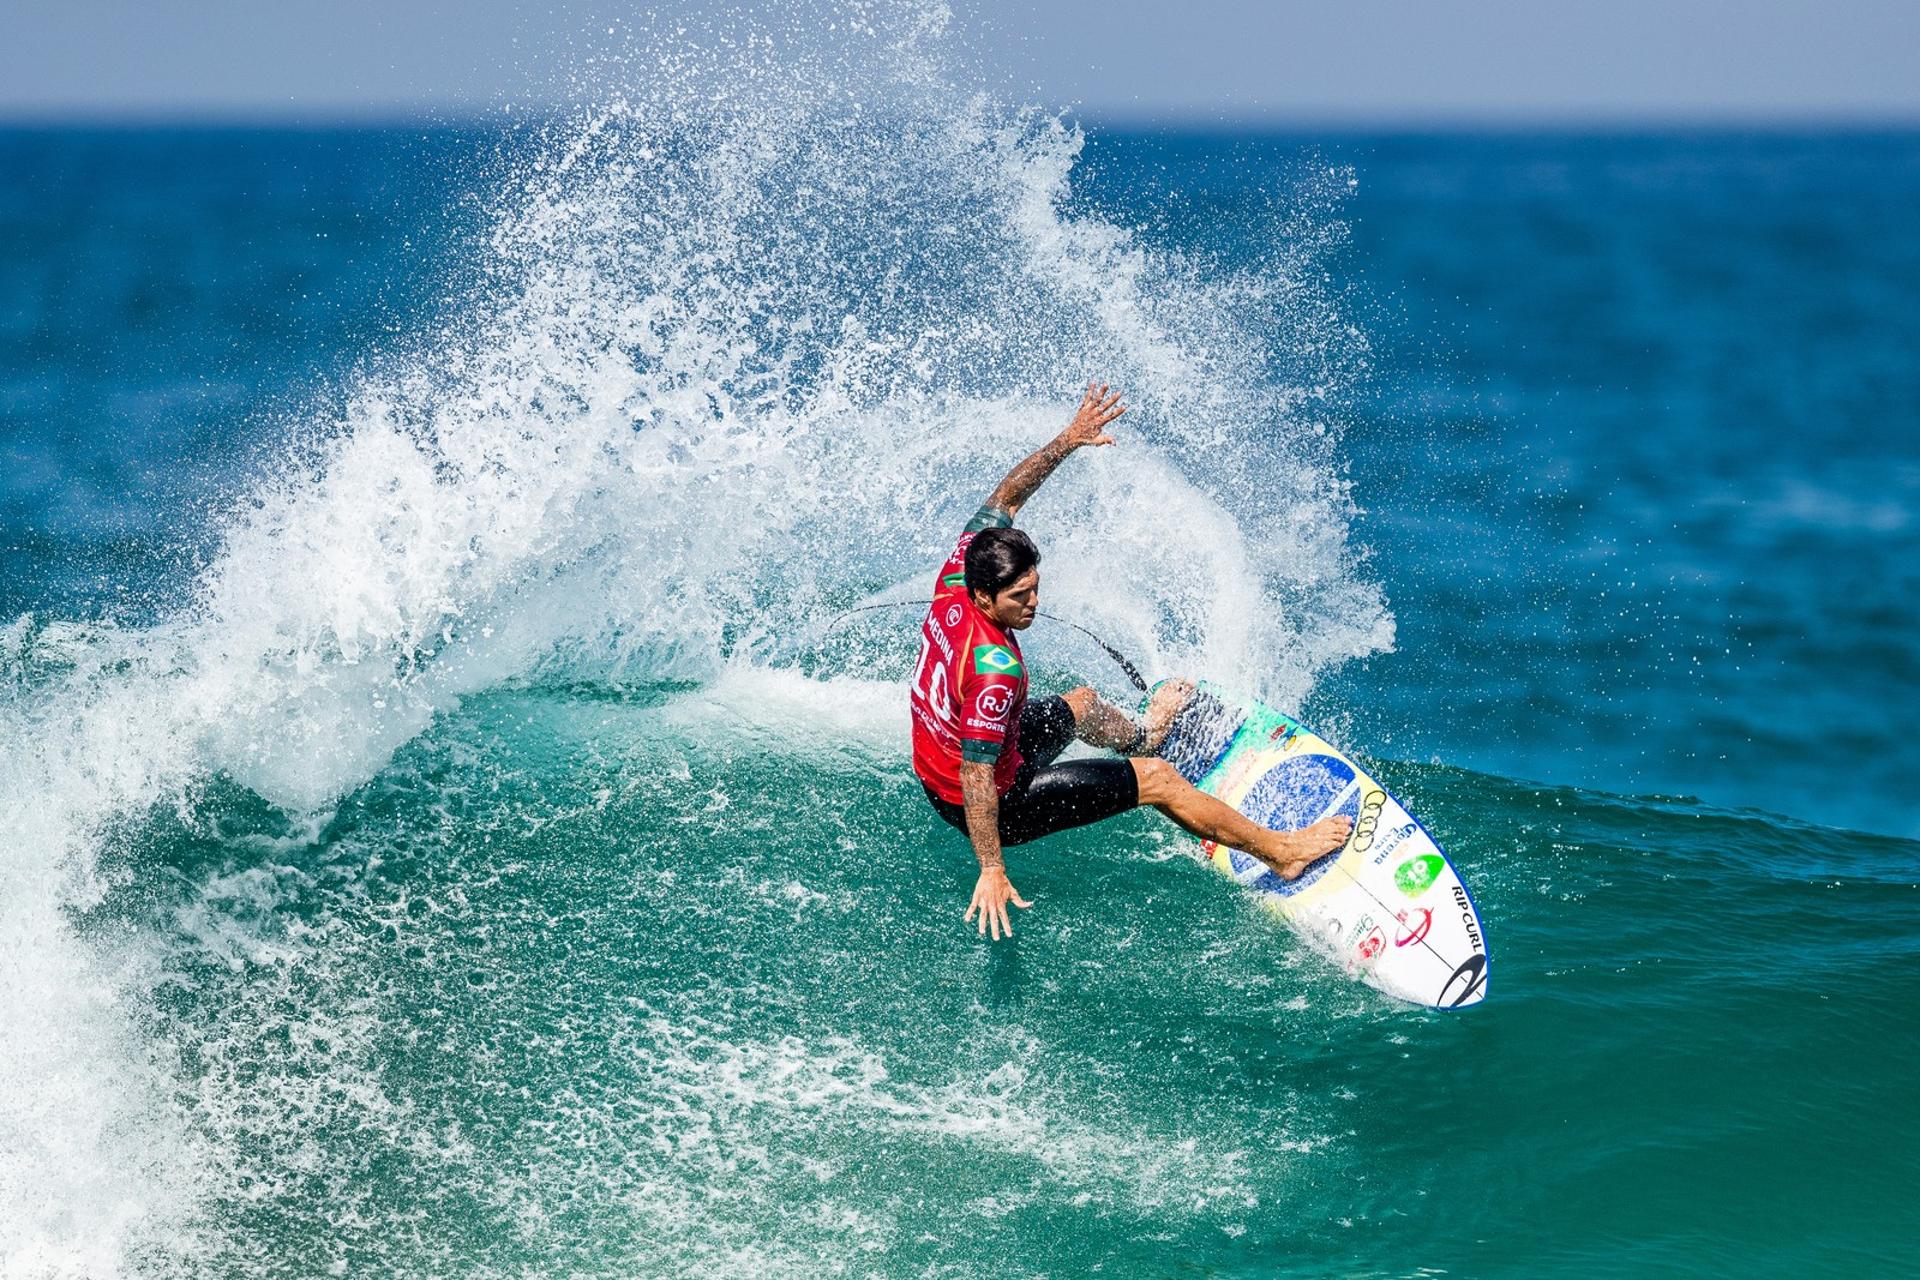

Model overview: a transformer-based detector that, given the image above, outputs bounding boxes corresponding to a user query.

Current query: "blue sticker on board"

[1239,754,1360,896]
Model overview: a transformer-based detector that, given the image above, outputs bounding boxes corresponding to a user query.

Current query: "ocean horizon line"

[4,104,1920,136]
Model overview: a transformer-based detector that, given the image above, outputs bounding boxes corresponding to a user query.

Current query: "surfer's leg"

[1130,758,1353,879]
[997,759,1141,845]
[1061,678,1193,755]
[1014,696,1080,771]
[1136,678,1195,753]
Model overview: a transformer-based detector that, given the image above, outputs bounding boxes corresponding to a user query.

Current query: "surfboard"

[1152,680,1490,1009]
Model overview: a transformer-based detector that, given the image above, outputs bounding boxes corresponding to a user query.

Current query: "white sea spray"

[0,4,1383,1273]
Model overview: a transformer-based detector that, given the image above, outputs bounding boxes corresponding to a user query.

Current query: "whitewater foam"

[0,3,1383,1272]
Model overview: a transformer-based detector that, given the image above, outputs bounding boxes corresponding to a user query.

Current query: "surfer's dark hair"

[965,527,1040,597]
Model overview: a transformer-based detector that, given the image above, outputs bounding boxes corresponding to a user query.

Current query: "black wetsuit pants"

[922,695,1141,847]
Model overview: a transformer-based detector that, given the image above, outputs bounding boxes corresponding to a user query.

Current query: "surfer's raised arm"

[981,381,1127,520]
[909,372,1353,945]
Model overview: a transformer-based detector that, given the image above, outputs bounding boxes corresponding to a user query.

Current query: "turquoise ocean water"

[3,19,1918,1279]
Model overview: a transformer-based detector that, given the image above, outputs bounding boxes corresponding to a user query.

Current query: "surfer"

[911,382,1356,940]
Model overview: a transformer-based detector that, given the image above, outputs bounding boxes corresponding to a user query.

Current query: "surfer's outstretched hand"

[1057,380,1127,450]
[965,867,1032,941]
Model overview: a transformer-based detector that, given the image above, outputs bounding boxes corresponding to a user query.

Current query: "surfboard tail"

[1154,683,1246,786]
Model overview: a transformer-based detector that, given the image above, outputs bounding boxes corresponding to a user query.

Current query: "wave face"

[11,673,1920,1280]
[0,6,1384,1274]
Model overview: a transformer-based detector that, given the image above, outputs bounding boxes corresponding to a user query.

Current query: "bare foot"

[1257,814,1354,880]
[1137,678,1196,755]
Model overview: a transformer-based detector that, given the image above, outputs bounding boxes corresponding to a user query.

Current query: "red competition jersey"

[909,506,1028,803]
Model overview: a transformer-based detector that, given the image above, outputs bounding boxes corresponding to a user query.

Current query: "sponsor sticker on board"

[1394,907,1433,948]
[1394,854,1443,898]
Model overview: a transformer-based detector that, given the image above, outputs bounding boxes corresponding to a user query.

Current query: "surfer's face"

[979,568,1038,631]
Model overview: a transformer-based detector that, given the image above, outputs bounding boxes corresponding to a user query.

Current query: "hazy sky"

[4,0,1917,123]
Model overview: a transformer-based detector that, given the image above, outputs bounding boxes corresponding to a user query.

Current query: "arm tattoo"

[959,761,1004,871]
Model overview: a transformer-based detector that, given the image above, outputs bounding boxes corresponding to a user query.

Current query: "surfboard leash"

[822,601,1150,693]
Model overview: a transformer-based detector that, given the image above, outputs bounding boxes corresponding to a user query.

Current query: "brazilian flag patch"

[941,572,967,587]
[972,644,1024,676]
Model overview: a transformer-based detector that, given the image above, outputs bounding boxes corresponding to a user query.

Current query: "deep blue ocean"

[2,51,1917,1280]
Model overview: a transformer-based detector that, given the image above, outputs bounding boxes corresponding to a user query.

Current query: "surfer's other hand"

[1059,380,1126,449]
[964,866,1032,941]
